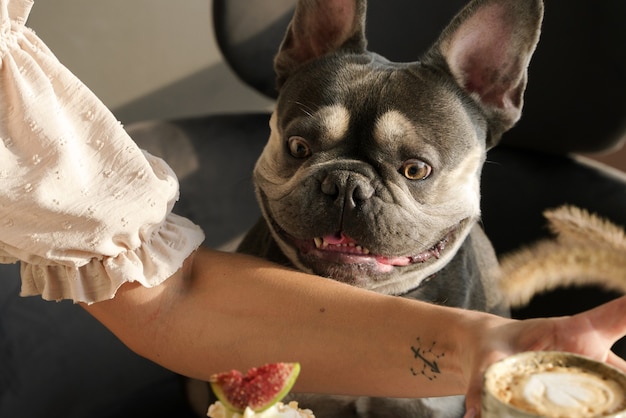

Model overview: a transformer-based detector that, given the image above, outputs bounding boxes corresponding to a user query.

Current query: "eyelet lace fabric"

[0,0,205,303]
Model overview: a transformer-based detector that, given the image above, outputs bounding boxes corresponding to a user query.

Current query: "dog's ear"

[274,0,367,88]
[426,0,543,147]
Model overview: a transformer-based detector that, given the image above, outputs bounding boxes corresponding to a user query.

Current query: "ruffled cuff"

[18,212,204,304]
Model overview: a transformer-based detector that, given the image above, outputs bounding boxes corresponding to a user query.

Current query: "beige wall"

[27,0,274,124]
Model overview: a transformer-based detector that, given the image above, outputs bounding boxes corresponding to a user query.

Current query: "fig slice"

[209,362,301,412]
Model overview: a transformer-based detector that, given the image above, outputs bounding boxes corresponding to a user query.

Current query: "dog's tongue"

[321,233,411,267]
[378,255,412,266]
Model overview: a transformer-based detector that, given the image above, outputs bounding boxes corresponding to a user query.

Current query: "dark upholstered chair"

[2,1,625,417]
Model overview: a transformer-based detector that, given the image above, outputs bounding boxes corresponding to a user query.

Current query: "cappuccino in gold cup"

[482,351,626,417]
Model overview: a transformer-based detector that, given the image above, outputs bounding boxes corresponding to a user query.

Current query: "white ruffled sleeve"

[0,0,205,303]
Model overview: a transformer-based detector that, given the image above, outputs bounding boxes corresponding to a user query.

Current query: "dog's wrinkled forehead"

[275,53,488,163]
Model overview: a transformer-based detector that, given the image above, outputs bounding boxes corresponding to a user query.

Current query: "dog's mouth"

[306,232,451,269]
[282,223,461,276]
[260,190,471,285]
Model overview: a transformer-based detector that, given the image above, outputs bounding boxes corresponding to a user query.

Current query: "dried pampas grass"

[500,205,626,307]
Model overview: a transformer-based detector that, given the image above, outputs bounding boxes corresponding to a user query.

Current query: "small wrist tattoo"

[410,337,444,381]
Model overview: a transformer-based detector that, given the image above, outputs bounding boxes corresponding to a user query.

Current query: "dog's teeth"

[356,245,370,254]
[312,237,372,255]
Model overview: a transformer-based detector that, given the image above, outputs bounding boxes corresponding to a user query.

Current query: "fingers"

[464,351,626,418]
[576,295,626,341]
[461,297,626,418]
[606,350,626,373]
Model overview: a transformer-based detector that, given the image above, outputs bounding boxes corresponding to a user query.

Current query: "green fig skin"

[210,362,301,412]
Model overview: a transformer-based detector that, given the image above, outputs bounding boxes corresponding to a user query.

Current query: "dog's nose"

[321,171,374,209]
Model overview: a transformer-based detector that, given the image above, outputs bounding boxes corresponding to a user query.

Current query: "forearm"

[82,246,497,399]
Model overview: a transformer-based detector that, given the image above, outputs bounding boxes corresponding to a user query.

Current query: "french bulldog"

[234,0,544,416]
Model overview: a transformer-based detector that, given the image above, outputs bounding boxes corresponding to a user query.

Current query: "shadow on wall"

[111,62,275,125]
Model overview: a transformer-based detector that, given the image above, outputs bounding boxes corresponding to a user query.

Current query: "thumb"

[463,407,478,418]
[464,370,484,418]
[463,341,515,418]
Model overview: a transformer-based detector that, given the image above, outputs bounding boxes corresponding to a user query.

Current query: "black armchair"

[213,0,626,318]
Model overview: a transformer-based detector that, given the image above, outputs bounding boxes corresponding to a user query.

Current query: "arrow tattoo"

[411,346,441,374]
[410,338,444,380]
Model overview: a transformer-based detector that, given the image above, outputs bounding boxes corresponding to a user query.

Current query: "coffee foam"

[495,365,625,417]
[484,352,626,418]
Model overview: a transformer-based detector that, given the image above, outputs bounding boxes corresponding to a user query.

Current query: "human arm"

[82,246,626,412]
[82,246,472,398]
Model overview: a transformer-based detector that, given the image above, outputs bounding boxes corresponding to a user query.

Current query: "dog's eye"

[287,136,312,158]
[400,159,432,180]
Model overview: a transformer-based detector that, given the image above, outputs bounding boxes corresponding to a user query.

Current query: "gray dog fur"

[236,0,544,416]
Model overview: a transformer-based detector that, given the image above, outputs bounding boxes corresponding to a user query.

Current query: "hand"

[463,295,626,418]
